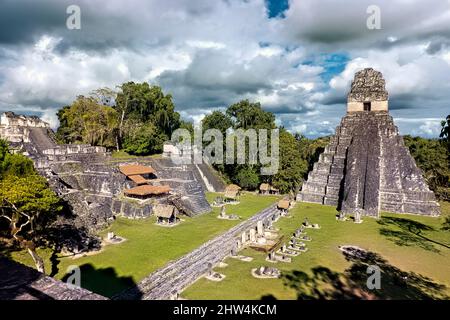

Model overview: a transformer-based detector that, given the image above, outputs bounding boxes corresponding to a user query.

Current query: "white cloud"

[0,0,449,138]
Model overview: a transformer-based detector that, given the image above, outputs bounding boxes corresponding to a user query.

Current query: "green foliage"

[114,82,183,155]
[270,129,307,194]
[122,121,166,155]
[201,101,328,194]
[1,174,62,233]
[56,83,182,155]
[404,135,450,201]
[235,166,260,190]
[56,96,119,148]
[0,140,62,235]
[202,110,233,136]
[440,115,450,142]
[296,134,330,174]
[440,115,450,154]
[0,140,35,178]
[226,99,275,130]
[0,140,62,272]
[115,82,181,137]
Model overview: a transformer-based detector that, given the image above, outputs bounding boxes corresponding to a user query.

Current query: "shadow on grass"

[0,256,55,300]
[377,217,450,252]
[61,263,141,299]
[442,216,450,231]
[280,248,448,300]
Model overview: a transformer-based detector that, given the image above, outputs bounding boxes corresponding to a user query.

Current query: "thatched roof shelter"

[277,199,290,210]
[224,189,239,199]
[124,185,170,197]
[223,184,241,199]
[153,204,177,218]
[127,174,149,185]
[119,164,155,176]
[225,184,241,192]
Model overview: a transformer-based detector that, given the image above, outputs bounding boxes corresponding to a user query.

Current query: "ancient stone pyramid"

[297,68,440,217]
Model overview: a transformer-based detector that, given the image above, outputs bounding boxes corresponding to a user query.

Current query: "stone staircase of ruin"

[27,127,57,154]
[297,113,357,206]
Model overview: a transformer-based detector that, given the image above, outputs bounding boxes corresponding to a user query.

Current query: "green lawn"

[109,150,163,160]
[9,192,280,298]
[182,202,450,300]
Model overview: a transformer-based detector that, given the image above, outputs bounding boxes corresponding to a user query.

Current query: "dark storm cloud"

[0,0,65,45]
[282,0,450,50]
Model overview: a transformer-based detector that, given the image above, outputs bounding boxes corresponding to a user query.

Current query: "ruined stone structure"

[0,112,221,231]
[297,68,440,217]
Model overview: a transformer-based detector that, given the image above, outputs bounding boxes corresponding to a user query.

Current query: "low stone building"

[277,199,290,213]
[154,204,178,225]
[224,184,242,201]
[260,183,270,195]
[259,183,279,195]
[297,68,440,217]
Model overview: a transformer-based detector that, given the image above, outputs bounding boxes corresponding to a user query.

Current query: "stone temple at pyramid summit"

[297,68,440,218]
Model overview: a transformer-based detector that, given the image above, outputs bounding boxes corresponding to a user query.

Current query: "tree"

[56,96,119,149]
[404,135,450,201]
[440,114,450,142]
[0,139,35,178]
[440,114,450,152]
[296,134,330,174]
[235,166,260,190]
[90,87,117,106]
[200,100,326,192]
[226,99,275,130]
[0,142,62,273]
[271,129,307,194]
[122,121,167,155]
[114,82,182,154]
[202,110,233,136]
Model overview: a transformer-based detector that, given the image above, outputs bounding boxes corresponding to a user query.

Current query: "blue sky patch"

[303,53,350,84]
[265,0,289,18]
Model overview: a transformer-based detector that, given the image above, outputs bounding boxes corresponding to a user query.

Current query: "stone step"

[314,162,331,172]
[323,196,339,206]
[298,192,324,204]
[302,181,327,194]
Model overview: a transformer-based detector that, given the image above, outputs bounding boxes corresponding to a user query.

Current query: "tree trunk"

[116,134,120,151]
[27,247,45,274]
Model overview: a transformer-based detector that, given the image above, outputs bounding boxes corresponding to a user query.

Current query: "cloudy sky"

[0,0,449,137]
